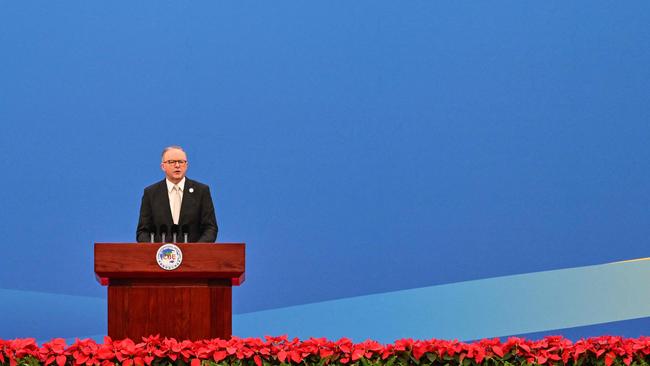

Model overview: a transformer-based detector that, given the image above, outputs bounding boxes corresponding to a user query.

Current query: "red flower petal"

[351,349,365,361]
[56,355,67,366]
[213,351,227,362]
[492,346,504,357]
[290,351,303,363]
[277,351,287,363]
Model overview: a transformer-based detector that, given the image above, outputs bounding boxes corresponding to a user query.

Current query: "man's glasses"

[163,160,187,166]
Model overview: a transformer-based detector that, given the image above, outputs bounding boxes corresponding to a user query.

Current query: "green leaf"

[17,356,41,366]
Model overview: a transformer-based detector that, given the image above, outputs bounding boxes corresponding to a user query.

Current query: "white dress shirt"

[166,177,185,224]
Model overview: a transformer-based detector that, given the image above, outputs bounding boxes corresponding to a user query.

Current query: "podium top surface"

[94,243,245,286]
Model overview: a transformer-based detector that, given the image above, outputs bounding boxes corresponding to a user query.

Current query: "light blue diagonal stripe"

[233,259,650,342]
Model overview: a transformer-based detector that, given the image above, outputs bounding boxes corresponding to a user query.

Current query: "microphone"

[159,224,168,243]
[149,224,157,243]
[181,224,189,243]
[171,224,179,243]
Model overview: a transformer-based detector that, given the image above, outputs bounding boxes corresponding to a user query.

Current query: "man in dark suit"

[136,146,218,243]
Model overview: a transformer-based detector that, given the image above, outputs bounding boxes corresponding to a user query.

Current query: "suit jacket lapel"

[158,179,174,225]
[179,178,194,224]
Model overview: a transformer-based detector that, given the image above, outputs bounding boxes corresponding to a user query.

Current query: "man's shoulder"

[143,179,166,193]
[185,178,211,191]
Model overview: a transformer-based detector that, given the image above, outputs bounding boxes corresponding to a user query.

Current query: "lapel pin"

[189,188,194,193]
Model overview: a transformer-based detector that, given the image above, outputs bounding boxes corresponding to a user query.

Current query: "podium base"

[107,278,232,340]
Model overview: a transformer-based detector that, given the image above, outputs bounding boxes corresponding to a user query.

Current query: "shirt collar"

[166,177,186,192]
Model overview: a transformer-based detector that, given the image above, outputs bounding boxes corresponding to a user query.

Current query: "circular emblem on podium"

[156,244,183,270]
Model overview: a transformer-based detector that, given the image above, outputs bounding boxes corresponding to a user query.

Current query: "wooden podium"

[94,243,245,341]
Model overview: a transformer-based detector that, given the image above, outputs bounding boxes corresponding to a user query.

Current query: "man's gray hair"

[161,145,186,160]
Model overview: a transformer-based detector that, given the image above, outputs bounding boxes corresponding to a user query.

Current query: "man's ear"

[160,162,165,172]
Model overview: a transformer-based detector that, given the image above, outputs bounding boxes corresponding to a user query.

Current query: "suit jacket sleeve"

[136,189,153,242]
[198,186,218,242]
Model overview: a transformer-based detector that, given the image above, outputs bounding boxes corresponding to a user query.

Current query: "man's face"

[161,148,188,183]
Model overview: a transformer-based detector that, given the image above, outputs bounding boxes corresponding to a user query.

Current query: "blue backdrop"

[1,0,649,342]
